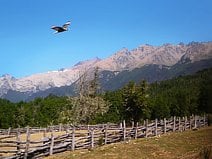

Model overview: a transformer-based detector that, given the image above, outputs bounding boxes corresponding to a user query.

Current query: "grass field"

[46,126,212,159]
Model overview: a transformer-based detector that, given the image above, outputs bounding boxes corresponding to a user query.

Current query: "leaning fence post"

[24,126,30,159]
[71,127,75,151]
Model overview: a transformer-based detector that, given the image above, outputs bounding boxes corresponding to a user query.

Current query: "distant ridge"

[1,42,212,102]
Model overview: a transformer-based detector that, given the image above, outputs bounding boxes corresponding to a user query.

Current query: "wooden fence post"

[24,126,30,159]
[39,127,41,133]
[173,116,176,132]
[90,128,94,149]
[7,127,11,136]
[145,119,148,138]
[179,117,181,132]
[66,125,70,134]
[155,118,158,136]
[134,122,138,139]
[104,124,108,145]
[194,115,197,128]
[203,114,206,126]
[189,116,192,129]
[43,128,47,138]
[59,123,62,132]
[131,121,134,128]
[49,131,54,155]
[16,129,21,156]
[120,122,123,129]
[87,124,90,131]
[197,116,201,127]
[123,120,126,141]
[71,127,75,151]
[184,116,187,131]
[164,118,166,134]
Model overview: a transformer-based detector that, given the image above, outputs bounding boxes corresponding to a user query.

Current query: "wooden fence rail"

[0,115,207,159]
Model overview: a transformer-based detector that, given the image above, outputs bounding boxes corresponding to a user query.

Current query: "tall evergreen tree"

[122,80,150,123]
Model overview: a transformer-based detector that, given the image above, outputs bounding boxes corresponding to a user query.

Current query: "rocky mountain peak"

[74,57,101,67]
[179,42,212,63]
[1,74,15,80]
[113,47,129,56]
[0,42,212,101]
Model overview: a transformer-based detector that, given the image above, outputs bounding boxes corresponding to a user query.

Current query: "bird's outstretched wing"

[62,21,71,29]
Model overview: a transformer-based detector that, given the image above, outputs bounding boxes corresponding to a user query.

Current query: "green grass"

[46,126,212,159]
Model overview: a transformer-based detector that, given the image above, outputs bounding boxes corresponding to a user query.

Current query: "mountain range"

[1,41,212,102]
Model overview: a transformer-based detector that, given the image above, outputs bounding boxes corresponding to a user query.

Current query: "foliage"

[122,80,150,123]
[68,67,109,124]
[0,68,211,128]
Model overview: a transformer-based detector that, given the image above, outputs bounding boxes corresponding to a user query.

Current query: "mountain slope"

[1,42,212,102]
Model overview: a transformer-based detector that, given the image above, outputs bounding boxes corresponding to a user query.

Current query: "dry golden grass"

[45,126,212,159]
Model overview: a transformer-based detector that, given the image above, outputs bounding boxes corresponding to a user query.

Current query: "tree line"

[0,68,211,129]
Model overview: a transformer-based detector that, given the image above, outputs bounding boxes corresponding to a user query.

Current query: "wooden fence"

[0,115,207,159]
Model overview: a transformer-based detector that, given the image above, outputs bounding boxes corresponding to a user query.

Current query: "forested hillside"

[0,68,211,129]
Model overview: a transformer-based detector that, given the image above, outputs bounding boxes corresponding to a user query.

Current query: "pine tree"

[122,80,150,123]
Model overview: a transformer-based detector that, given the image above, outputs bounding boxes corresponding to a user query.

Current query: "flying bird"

[51,21,71,33]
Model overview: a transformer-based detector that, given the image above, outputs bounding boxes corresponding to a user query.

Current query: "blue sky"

[0,0,212,78]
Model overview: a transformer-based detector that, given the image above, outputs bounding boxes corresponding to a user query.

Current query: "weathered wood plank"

[0,115,207,159]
